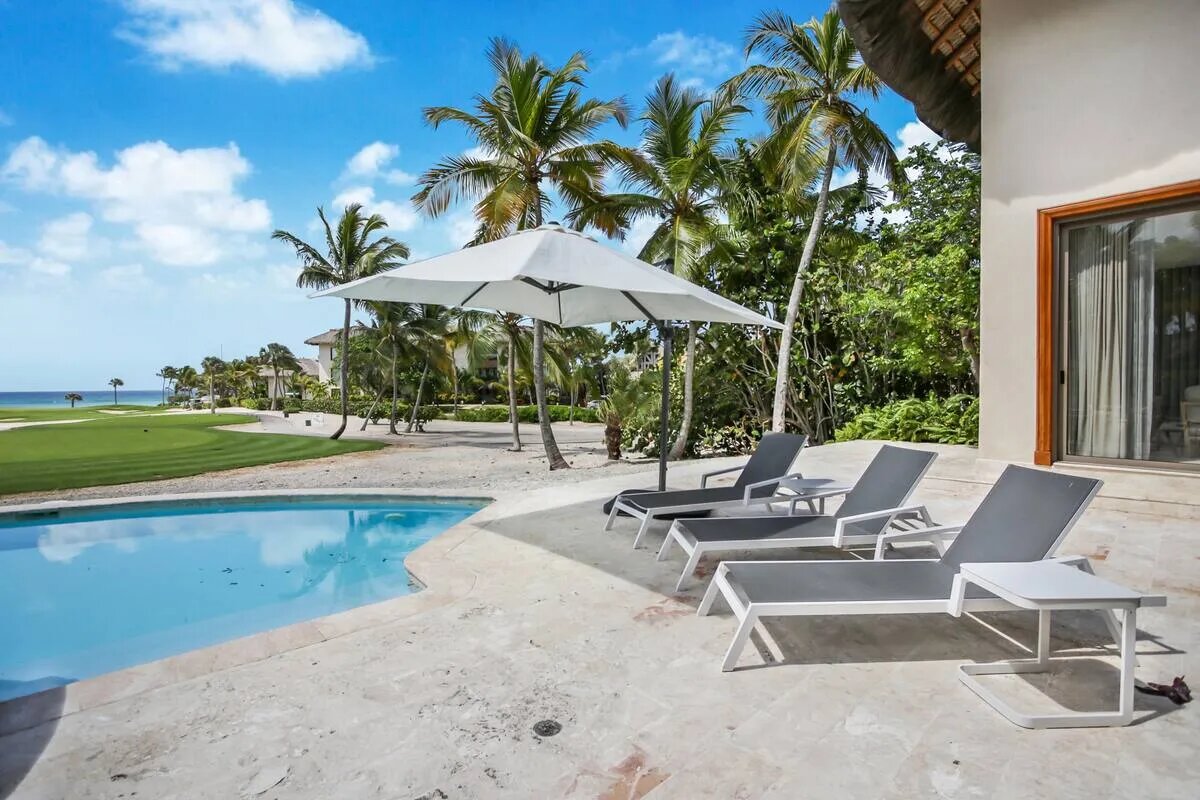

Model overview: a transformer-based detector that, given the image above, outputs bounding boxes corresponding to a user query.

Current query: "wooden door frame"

[1034,178,1200,465]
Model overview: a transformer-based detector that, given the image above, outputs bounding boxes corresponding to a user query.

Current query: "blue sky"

[0,0,929,391]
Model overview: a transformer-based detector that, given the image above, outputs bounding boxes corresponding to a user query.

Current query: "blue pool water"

[0,499,484,702]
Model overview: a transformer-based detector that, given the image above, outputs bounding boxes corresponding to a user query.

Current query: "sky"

[0,0,932,391]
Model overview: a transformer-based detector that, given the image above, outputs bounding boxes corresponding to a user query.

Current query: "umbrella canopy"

[313,223,781,491]
[316,223,782,330]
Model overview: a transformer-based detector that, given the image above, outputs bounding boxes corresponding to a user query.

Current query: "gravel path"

[2,417,651,505]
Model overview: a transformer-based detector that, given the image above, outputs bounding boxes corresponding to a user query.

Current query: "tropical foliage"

[273,204,410,439]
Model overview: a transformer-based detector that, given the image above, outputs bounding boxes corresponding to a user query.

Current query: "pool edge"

[0,488,492,737]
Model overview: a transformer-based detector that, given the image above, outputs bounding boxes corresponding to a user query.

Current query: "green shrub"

[834,395,979,445]
[282,399,303,414]
[695,423,765,457]
[450,404,599,424]
[237,397,264,410]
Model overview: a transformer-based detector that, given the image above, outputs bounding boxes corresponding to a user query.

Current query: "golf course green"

[0,411,383,495]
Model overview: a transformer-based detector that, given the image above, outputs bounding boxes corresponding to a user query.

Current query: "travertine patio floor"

[1,441,1197,799]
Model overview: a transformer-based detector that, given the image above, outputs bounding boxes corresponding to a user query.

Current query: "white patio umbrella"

[315,223,782,489]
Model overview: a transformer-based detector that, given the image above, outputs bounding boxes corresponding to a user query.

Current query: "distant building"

[304,326,367,387]
[258,358,322,404]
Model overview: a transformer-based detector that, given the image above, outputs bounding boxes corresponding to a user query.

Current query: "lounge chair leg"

[604,501,621,532]
[632,513,653,549]
[675,548,703,593]
[656,524,678,561]
[697,572,723,616]
[721,611,757,672]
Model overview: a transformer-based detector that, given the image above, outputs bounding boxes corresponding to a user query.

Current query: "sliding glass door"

[1060,204,1200,467]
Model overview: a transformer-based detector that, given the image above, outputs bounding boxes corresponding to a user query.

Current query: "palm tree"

[64,392,83,408]
[174,365,198,401]
[259,343,299,410]
[367,302,461,435]
[107,377,123,406]
[574,74,746,458]
[274,204,410,439]
[155,366,176,406]
[200,356,225,413]
[726,9,902,432]
[412,38,630,470]
[597,362,654,460]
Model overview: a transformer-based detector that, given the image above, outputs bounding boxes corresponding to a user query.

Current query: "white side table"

[950,560,1167,729]
[773,477,852,514]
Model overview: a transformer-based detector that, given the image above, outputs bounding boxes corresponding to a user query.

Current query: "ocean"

[0,390,165,408]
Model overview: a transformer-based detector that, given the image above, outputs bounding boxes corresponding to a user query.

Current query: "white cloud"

[608,32,738,92]
[330,185,418,232]
[645,32,737,77]
[444,212,479,249]
[619,215,660,257]
[896,121,941,159]
[0,240,30,264]
[344,141,398,178]
[38,212,97,261]
[383,169,416,187]
[98,263,152,290]
[3,136,270,267]
[30,257,70,277]
[117,0,372,79]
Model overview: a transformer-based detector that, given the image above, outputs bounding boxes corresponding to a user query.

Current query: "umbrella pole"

[658,324,673,492]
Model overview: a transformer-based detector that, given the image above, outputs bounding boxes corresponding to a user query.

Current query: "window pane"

[1063,207,1200,465]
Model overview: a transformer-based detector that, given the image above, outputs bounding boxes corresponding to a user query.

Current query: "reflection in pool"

[0,499,484,702]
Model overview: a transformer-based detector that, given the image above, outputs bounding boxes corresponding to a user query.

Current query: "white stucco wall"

[979,0,1200,461]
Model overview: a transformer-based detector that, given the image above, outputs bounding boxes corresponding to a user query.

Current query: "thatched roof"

[838,0,981,152]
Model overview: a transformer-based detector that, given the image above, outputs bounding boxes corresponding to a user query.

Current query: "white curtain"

[1066,222,1155,460]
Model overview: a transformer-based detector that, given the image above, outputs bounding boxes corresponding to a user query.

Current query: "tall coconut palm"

[200,356,225,413]
[574,74,746,458]
[726,9,902,432]
[156,366,176,406]
[107,377,123,406]
[412,38,630,470]
[259,343,299,411]
[64,392,83,408]
[367,302,460,435]
[274,204,410,439]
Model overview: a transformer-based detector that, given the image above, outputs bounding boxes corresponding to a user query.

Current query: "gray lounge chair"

[605,433,809,549]
[698,465,1103,671]
[658,445,939,590]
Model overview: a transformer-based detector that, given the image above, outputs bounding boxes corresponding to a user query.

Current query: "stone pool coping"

[0,488,496,737]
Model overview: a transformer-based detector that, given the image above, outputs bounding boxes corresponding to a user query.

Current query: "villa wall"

[979,0,1200,461]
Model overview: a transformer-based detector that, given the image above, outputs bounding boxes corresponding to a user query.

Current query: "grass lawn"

[0,412,383,496]
[0,404,164,423]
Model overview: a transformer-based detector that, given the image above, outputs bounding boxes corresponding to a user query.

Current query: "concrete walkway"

[1,442,1197,798]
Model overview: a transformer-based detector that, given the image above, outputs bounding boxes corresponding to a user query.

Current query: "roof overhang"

[838,0,981,152]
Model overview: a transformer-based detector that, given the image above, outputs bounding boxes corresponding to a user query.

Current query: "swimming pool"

[0,497,485,702]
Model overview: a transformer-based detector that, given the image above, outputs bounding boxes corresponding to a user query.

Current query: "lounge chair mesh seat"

[722,466,1102,606]
[607,432,809,549]
[676,444,939,543]
[731,560,994,604]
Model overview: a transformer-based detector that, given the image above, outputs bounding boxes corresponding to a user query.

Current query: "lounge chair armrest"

[742,472,807,505]
[700,464,745,488]
[873,522,964,560]
[833,504,932,547]
[786,487,852,515]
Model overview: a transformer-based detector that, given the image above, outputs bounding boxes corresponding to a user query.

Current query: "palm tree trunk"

[533,319,569,470]
[960,326,980,385]
[771,145,837,432]
[669,321,699,460]
[388,346,399,435]
[452,366,460,416]
[568,379,575,425]
[406,360,429,433]
[209,373,215,414]
[112,385,118,405]
[506,335,521,451]
[331,299,351,440]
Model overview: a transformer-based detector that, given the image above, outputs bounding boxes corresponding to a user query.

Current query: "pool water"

[0,499,483,702]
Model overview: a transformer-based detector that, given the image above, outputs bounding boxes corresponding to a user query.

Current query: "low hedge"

[451,404,599,424]
[833,394,979,446]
